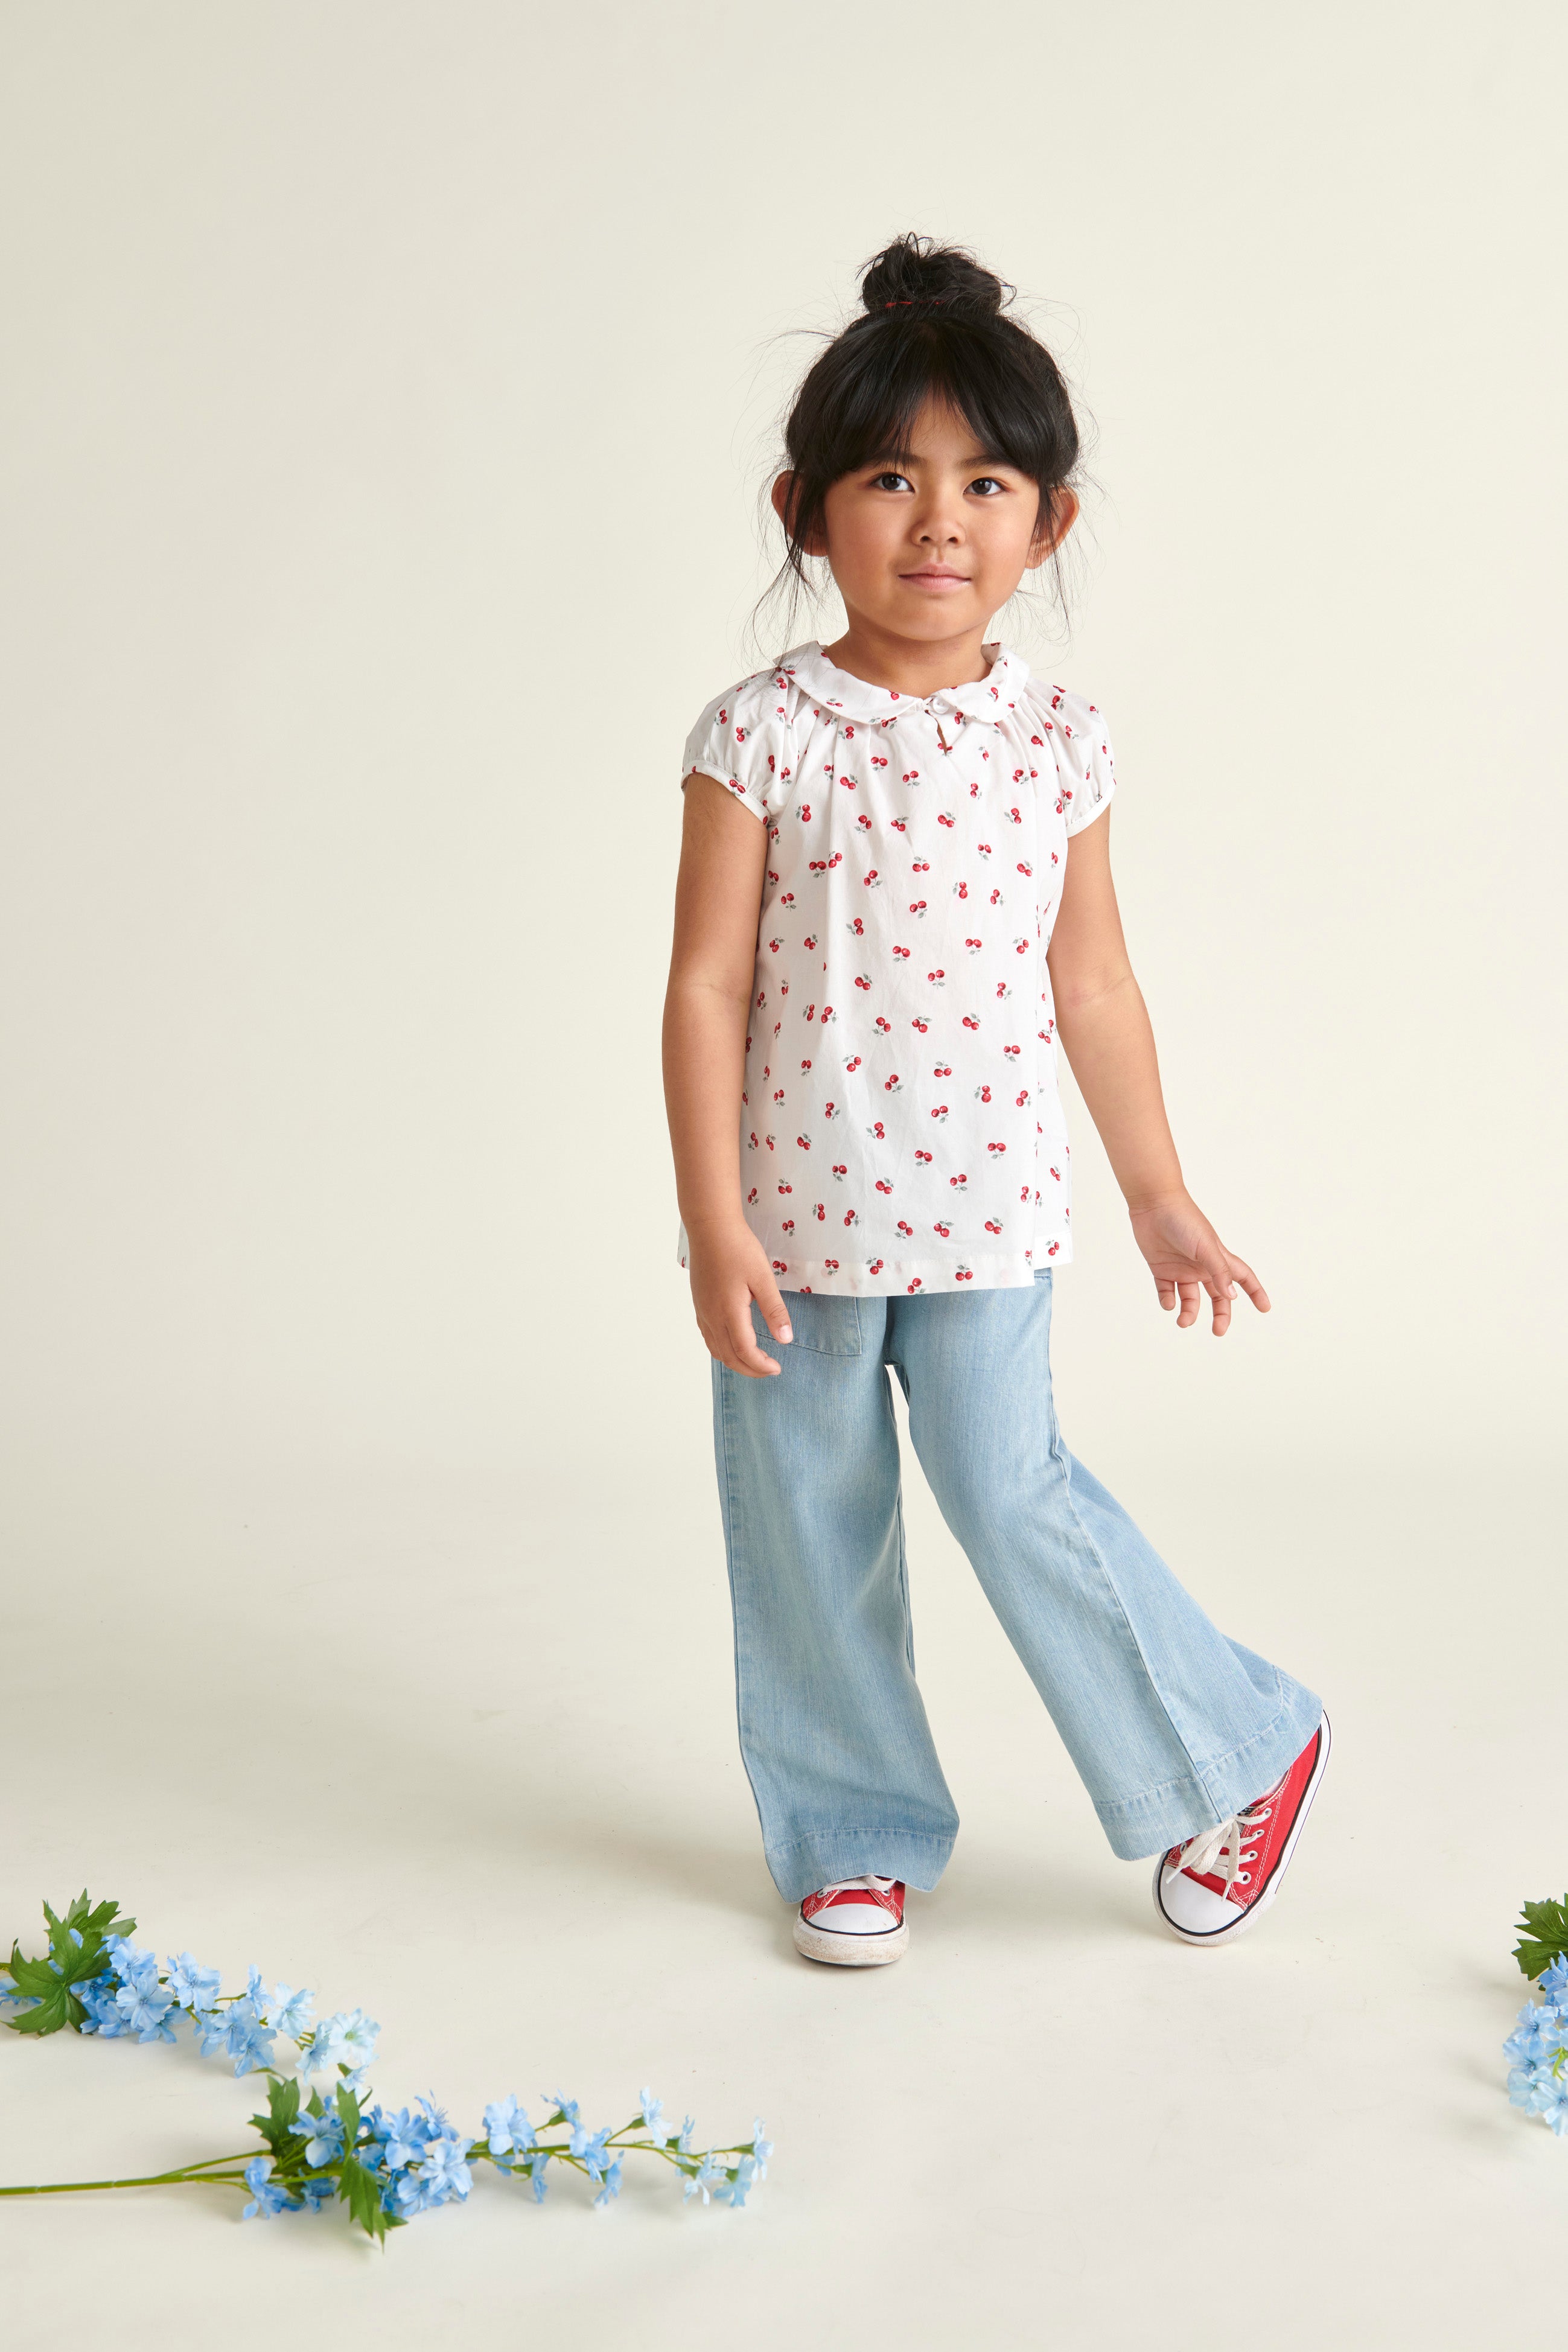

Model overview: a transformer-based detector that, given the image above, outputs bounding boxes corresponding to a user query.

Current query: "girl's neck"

[818,619,998,700]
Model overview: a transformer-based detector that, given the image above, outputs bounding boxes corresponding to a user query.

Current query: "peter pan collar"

[779,640,1030,727]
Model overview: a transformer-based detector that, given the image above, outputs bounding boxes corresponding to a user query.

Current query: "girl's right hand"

[687,1223,794,1377]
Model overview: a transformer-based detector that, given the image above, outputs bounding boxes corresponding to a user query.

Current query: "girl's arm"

[1046,809,1269,1337]
[662,773,796,1377]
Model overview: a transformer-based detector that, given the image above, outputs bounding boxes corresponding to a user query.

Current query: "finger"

[697,1305,781,1378]
[1207,1280,1233,1338]
[753,1275,794,1346]
[1226,1253,1271,1313]
[1155,1274,1178,1312]
[1175,1278,1200,1329]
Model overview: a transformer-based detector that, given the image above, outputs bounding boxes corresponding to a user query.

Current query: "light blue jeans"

[710,1270,1321,1903]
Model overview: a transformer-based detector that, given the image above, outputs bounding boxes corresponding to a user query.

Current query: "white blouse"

[677,640,1115,1297]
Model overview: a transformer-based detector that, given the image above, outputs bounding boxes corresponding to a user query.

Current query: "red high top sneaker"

[1153,1714,1330,1948]
[794,1875,908,1966]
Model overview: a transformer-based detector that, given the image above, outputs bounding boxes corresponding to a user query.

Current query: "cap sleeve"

[681,674,783,825]
[1049,690,1117,837]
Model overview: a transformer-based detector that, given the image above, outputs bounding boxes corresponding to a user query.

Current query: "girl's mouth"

[901,568,970,588]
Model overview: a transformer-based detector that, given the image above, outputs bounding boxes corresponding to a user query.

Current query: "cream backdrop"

[1,5,1563,2347]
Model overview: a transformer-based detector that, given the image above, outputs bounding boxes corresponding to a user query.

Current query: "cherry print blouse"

[675,640,1115,1298]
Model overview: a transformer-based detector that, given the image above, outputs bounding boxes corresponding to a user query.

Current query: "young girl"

[661,235,1328,1966]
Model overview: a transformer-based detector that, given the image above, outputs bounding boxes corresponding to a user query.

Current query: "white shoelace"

[1172,1786,1281,1891]
[818,1875,897,1901]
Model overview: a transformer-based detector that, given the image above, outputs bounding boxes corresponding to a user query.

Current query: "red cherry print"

[874,1017,891,1036]
[844,1210,859,1228]
[962,1015,980,1031]
[869,1258,884,1275]
[1047,1240,1060,1257]
[1049,1165,1061,1182]
[964,937,983,953]
[846,1055,862,1072]
[854,974,872,990]
[906,1278,922,1293]
[977,843,992,858]
[781,1219,794,1234]
[892,945,911,961]
[890,818,907,832]
[864,870,881,887]
[875,1180,893,1196]
[933,1220,951,1238]
[896,1220,914,1238]
[777,1181,792,1194]
[937,813,954,829]
[984,1219,1003,1236]
[975,1085,992,1104]
[913,859,930,873]
[949,1173,968,1191]
[824,1258,839,1270]
[804,934,818,950]
[768,937,783,954]
[909,900,928,917]
[814,1203,825,1222]
[931,1104,949,1123]
[858,814,873,832]
[934,1062,952,1077]
[914,1149,932,1164]
[832,1163,847,1180]
[927,969,945,986]
[827,852,843,868]
[872,754,888,768]
[1002,1044,1021,1060]
[796,1134,811,1150]
[1015,861,1033,877]
[911,1016,928,1033]
[987,1141,1007,1159]
[884,1073,903,1094]
[747,1187,759,1203]
[954,881,968,899]
[772,1260,788,1273]
[1015,1091,1029,1107]
[808,858,827,875]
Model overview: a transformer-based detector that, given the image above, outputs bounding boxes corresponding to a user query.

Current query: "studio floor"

[2,1431,1560,2348]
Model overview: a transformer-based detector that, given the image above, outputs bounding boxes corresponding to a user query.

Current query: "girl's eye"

[968,477,1006,496]
[870,471,912,492]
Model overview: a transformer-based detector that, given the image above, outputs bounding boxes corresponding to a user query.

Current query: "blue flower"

[208,2000,277,2077]
[676,2115,696,2154]
[261,1981,315,2039]
[300,2109,346,2168]
[483,2095,536,2159]
[113,1973,177,2044]
[1504,2003,1567,2069]
[593,2156,623,2208]
[715,2153,757,2208]
[750,2120,774,2179]
[107,1940,162,1992]
[523,2150,552,2203]
[417,2134,473,2205]
[544,2091,580,2128]
[639,2087,667,2139]
[682,2151,725,2206]
[75,1974,133,2038]
[301,2007,378,2079]
[367,2107,427,2171]
[241,2156,301,2220]
[569,2122,614,2180]
[165,1954,221,2014]
[298,2174,337,2211]
[1538,1956,1568,2003]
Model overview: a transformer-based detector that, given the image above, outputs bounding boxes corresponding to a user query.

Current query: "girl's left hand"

[1127,1194,1270,1337]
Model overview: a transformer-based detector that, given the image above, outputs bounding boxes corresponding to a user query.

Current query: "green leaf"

[1513,1895,1568,1980]
[249,2074,305,2155]
[336,2155,398,2244]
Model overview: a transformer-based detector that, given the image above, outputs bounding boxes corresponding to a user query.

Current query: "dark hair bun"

[858,232,1007,319]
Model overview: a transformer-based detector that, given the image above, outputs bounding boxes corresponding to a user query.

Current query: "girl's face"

[779,398,1077,646]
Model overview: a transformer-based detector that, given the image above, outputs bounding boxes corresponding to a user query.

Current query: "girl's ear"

[772,471,829,559]
[1027,485,1080,569]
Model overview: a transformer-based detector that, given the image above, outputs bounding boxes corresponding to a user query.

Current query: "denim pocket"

[773,1292,862,1356]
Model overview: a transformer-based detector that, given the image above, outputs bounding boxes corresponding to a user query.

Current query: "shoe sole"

[1152,1710,1332,1950]
[793,1914,909,1966]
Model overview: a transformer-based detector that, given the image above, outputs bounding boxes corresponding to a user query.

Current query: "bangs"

[812,328,1046,485]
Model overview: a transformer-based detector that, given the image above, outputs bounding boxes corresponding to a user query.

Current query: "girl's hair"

[763,233,1083,640]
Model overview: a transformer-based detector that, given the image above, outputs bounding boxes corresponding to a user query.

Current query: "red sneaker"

[794,1875,908,1966]
[1153,1714,1330,1947]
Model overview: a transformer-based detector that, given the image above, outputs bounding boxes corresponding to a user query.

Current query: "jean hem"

[1094,1680,1325,1860]
[763,1827,958,1905]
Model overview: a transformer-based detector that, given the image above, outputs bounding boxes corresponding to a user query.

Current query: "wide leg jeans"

[709,1269,1321,1903]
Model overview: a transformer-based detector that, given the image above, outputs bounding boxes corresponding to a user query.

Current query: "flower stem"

[0,2159,253,2197]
